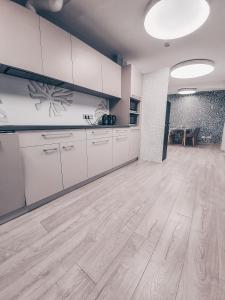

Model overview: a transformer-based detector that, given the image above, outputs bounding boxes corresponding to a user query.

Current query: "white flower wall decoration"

[28,81,74,118]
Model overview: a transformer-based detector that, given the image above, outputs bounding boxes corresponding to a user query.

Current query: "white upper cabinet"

[0,0,43,74]
[72,37,102,93]
[102,56,121,98]
[40,17,73,83]
[122,65,142,100]
[130,65,142,100]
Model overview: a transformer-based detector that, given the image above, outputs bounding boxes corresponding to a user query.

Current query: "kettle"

[107,115,117,125]
[102,114,109,125]
[101,114,117,125]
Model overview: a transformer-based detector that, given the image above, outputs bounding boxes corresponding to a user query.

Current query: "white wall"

[0,74,109,125]
[140,68,169,163]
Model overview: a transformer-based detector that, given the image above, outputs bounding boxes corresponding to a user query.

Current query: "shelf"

[130,111,139,115]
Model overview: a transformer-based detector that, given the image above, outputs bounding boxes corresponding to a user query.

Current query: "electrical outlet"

[83,114,94,120]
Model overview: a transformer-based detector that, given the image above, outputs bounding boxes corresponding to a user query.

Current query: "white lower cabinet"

[87,137,113,178]
[113,135,129,167]
[60,140,88,189]
[19,128,140,208]
[129,129,140,160]
[21,144,63,205]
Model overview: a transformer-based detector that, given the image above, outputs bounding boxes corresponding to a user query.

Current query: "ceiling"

[13,0,225,94]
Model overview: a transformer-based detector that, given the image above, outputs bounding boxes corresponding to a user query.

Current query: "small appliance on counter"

[101,114,117,126]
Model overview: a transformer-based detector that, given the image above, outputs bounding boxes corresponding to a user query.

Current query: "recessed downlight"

[144,0,210,40]
[178,88,197,95]
[171,59,215,79]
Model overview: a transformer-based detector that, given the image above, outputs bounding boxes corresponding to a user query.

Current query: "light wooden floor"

[0,145,225,300]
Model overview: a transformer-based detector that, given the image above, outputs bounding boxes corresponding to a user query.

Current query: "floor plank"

[0,145,224,300]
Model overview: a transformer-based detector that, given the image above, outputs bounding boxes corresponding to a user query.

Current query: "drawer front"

[21,144,63,205]
[113,128,130,137]
[60,140,88,189]
[86,129,112,140]
[113,136,130,167]
[18,130,86,147]
[87,137,113,178]
[130,127,140,135]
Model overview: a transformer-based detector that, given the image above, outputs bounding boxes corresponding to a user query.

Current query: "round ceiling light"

[170,59,215,79]
[178,88,197,95]
[144,0,210,40]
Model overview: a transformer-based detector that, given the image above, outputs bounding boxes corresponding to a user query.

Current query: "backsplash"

[168,90,225,144]
[0,74,109,125]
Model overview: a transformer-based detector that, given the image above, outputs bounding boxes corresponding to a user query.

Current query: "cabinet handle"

[116,137,128,142]
[92,140,109,145]
[62,145,75,151]
[42,133,73,139]
[91,131,109,135]
[43,148,58,154]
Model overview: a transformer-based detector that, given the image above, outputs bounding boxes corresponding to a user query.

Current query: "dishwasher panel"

[0,133,25,217]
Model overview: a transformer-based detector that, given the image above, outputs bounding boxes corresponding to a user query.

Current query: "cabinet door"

[21,144,63,205]
[72,37,102,92]
[102,56,121,98]
[131,66,142,100]
[113,135,129,167]
[0,0,43,74]
[40,18,73,83]
[87,138,113,178]
[129,129,140,160]
[60,140,88,189]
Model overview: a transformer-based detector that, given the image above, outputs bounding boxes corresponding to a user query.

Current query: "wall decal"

[28,81,74,118]
[94,99,109,124]
[168,90,225,144]
[0,99,8,123]
[0,73,109,125]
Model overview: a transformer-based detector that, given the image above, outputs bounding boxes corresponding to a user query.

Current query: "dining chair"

[183,128,200,147]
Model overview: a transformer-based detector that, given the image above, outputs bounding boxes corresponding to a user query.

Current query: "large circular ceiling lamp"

[171,59,215,79]
[144,0,210,40]
[178,88,197,95]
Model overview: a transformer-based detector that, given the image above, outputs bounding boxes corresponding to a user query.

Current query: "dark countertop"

[0,125,133,132]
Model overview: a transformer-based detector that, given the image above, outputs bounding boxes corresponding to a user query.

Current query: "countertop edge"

[0,125,137,132]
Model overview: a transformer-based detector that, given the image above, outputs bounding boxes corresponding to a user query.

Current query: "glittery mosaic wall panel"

[168,90,225,144]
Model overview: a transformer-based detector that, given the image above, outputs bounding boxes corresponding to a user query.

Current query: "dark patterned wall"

[168,90,225,144]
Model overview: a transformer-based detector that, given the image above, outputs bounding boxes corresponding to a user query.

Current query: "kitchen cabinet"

[87,137,113,178]
[86,128,112,140]
[21,144,63,205]
[102,56,121,98]
[72,37,102,92]
[121,64,142,100]
[18,130,85,147]
[0,133,25,217]
[129,128,140,160]
[40,18,73,83]
[113,135,130,167]
[60,140,88,189]
[110,64,142,125]
[0,0,43,74]
[130,65,143,100]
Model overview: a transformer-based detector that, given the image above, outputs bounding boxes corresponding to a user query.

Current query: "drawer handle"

[92,140,109,145]
[42,133,73,139]
[62,145,75,151]
[43,148,58,154]
[91,131,109,135]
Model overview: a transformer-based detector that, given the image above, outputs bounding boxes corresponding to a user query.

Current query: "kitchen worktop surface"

[0,125,134,132]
